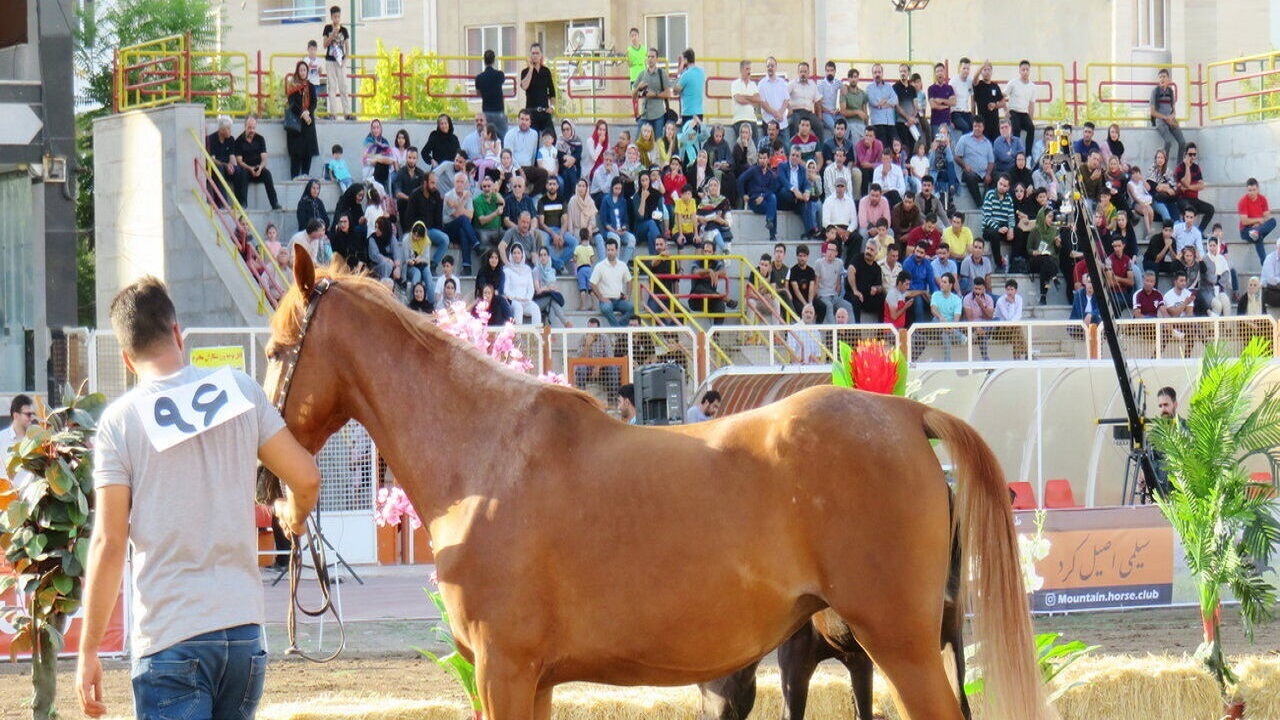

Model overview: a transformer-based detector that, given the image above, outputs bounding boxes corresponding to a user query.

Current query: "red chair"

[1248,472,1276,500]
[1043,479,1079,509]
[1008,481,1038,510]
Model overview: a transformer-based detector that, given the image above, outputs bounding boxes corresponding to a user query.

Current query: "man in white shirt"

[821,176,857,246]
[1,394,34,490]
[872,149,907,205]
[814,241,852,323]
[757,57,790,130]
[816,60,843,140]
[995,279,1024,321]
[589,237,634,327]
[1005,60,1037,153]
[949,57,975,134]
[460,113,488,161]
[504,109,540,167]
[823,149,857,201]
[786,304,825,363]
[730,59,762,142]
[1173,207,1205,257]
[1161,272,1195,317]
[685,390,721,423]
[788,61,823,137]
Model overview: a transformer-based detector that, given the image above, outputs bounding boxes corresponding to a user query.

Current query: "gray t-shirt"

[635,66,670,121]
[93,364,285,656]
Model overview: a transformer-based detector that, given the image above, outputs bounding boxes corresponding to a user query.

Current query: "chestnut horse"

[263,248,1051,720]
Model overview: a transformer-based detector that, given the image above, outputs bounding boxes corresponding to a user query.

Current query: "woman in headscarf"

[402,220,434,299]
[657,121,682,167]
[367,215,402,283]
[334,183,366,229]
[475,248,506,299]
[585,119,609,181]
[557,120,584,197]
[502,242,541,326]
[362,119,394,187]
[328,213,366,270]
[295,178,329,233]
[635,123,659,169]
[407,282,434,314]
[285,60,319,180]
[423,114,460,168]
[703,124,735,204]
[689,149,716,201]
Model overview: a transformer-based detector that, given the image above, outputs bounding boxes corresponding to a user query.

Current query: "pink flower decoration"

[374,486,422,529]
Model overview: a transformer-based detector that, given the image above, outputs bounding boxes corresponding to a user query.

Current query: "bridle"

[265,277,346,663]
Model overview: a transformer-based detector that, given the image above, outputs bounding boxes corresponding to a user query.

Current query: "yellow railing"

[631,259,734,370]
[115,33,189,112]
[187,128,289,314]
[1205,50,1280,123]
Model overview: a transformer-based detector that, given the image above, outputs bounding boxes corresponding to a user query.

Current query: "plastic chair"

[1043,479,1079,509]
[1008,481,1038,510]
[1248,472,1276,500]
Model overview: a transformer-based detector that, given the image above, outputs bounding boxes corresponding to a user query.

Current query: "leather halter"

[266,277,346,663]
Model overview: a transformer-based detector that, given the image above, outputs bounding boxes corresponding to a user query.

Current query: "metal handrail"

[630,260,734,371]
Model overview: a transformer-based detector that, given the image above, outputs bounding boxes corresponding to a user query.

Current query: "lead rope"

[285,516,346,662]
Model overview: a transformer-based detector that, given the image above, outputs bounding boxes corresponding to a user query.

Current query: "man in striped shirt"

[981,175,1015,270]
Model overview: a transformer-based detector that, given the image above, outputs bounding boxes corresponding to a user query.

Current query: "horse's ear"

[293,244,316,297]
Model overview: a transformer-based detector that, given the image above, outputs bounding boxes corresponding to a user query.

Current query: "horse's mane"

[271,262,602,410]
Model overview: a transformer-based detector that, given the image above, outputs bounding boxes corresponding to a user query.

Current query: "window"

[646,13,688,64]
[466,25,516,75]
[1134,0,1168,50]
[360,0,403,20]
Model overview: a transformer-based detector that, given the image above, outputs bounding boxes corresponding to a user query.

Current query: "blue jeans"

[635,219,661,254]
[426,228,450,268]
[951,112,973,135]
[599,297,634,327]
[1242,218,1277,264]
[593,231,637,265]
[444,217,479,271]
[747,192,778,237]
[704,226,733,252]
[132,624,265,720]
[407,263,434,302]
[546,229,576,271]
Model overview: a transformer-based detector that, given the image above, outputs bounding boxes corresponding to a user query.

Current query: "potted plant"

[1,389,105,720]
[1149,338,1280,717]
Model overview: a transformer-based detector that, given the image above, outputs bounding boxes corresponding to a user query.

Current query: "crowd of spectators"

[203,19,1280,344]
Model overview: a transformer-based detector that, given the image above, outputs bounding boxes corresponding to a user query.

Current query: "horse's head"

[264,245,353,456]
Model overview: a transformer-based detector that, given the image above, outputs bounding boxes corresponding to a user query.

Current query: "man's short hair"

[739,59,751,70]
[306,218,326,234]
[9,394,32,417]
[331,143,343,154]
[1083,121,1095,130]
[959,57,971,65]
[329,5,340,14]
[904,190,916,200]
[759,253,771,262]
[869,183,882,193]
[1158,68,1170,77]
[834,118,846,128]
[702,390,722,405]
[921,174,934,185]
[950,210,964,222]
[1157,386,1177,402]
[619,384,635,405]
[484,49,496,65]
[683,48,695,64]
[604,237,619,249]
[896,271,912,284]
[774,242,786,253]
[925,212,938,224]
[110,276,178,358]
[518,109,532,119]
[1174,271,1189,281]
[973,277,986,287]
[796,244,810,256]
[441,255,455,266]
[1005,279,1018,290]
[307,40,318,49]
[934,63,945,72]
[1144,269,1156,278]
[1248,177,1260,187]
[1019,59,1030,68]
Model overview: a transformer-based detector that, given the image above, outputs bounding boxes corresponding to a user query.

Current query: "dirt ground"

[2,605,1278,719]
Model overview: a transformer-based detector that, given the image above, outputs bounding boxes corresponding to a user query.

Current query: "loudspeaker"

[635,363,685,426]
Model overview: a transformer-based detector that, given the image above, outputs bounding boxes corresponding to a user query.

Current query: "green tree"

[1,389,106,720]
[357,40,470,121]
[1149,337,1280,705]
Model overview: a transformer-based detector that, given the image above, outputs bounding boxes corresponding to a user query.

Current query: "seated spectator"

[1173,206,1205,257]
[434,255,459,304]
[930,244,958,282]
[366,216,401,283]
[1161,272,1195,318]
[814,239,851,323]
[1079,151,1105,201]
[790,117,821,162]
[296,179,329,233]
[1264,238,1280,310]
[407,282,433,314]
[290,218,331,266]
[902,242,938,325]
[475,248,506,299]
[858,184,892,234]
[646,236,683,321]
[915,175,947,222]
[1026,189,1059,305]
[596,179,638,264]
[787,244,818,315]
[883,270,914,329]
[738,152,781,241]
[590,237,634,327]
[1103,237,1136,309]
[890,191,924,242]
[995,279,1023,321]
[958,238,994,295]
[903,212,942,257]
[573,233,597,311]
[391,147,425,221]
[1175,143,1213,232]
[847,238,885,323]
[1071,122,1102,160]
[696,178,734,252]
[473,175,507,253]
[1174,245,1208,315]
[786,304,825,364]
[991,119,1024,177]
[941,210,972,257]
[930,272,963,360]
[1070,274,1101,325]
[401,221,434,299]
[853,126,884,198]
[686,390,722,423]
[1203,236,1234,317]
[1238,276,1265,316]
[233,116,281,210]
[1238,177,1276,265]
[821,176,858,250]
[981,175,1015,270]
[472,282,511,326]
[871,149,907,206]
[864,219,894,261]
[1008,152,1034,190]
[963,277,996,360]
[690,239,731,323]
[443,172,481,269]
[501,211,542,267]
[1132,270,1164,318]
[538,176,573,268]
[438,275,461,310]
[1032,155,1059,202]
[503,243,541,326]
[953,118,994,205]
[574,318,621,390]
[777,148,818,239]
[1144,222,1178,279]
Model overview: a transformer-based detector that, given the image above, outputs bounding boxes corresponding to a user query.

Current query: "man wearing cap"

[822,175,858,251]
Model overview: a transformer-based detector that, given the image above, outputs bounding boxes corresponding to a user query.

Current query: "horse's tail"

[924,408,1055,720]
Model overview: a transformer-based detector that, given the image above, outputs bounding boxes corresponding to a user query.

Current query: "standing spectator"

[557,120,584,194]
[76,279,319,720]
[730,60,762,142]
[949,58,975,134]
[675,49,706,123]
[1238,178,1277,265]
[1132,270,1165,318]
[633,48,673,139]
[520,43,556,135]
[840,68,870,142]
[788,62,823,137]
[738,152,780,241]
[1175,144,1214,232]
[972,62,1004,141]
[475,50,508,138]
[816,61,843,139]
[1005,60,1036,152]
[591,237,634,326]
[981,175,1015,270]
[232,116,280,210]
[954,118,994,205]
[813,240,851,323]
[322,5,351,119]
[927,63,955,136]
[1150,68,1186,161]
[284,63,319,180]
[865,63,898,147]
[758,57,790,131]
[958,238,994,295]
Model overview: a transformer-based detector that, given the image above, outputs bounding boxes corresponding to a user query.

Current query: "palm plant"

[1148,337,1280,704]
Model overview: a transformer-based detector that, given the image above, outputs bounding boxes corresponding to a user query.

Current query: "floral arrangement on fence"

[435,300,568,387]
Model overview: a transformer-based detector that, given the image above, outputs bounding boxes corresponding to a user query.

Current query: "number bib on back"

[134,367,255,452]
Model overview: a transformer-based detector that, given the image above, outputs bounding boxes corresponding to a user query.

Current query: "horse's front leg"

[476,647,540,720]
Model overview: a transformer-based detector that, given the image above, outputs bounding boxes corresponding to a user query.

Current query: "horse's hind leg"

[778,624,823,720]
[844,644,876,720]
[698,660,760,720]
